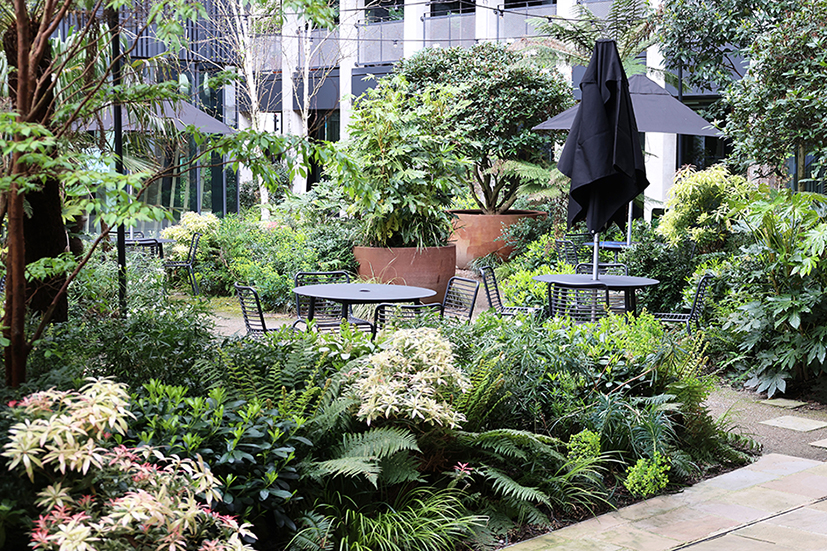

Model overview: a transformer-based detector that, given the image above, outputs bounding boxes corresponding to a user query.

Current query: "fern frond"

[456,357,509,431]
[333,426,420,459]
[288,512,335,551]
[461,428,566,463]
[303,396,359,440]
[378,451,424,485]
[479,466,553,508]
[308,457,383,486]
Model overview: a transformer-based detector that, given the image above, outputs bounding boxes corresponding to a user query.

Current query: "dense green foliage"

[162,206,359,309]
[395,42,572,214]
[657,165,753,253]
[717,189,827,396]
[724,0,827,184]
[659,0,800,93]
[341,75,470,248]
[3,250,758,549]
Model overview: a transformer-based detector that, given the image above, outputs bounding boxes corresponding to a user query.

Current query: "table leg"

[623,290,638,315]
[308,297,316,321]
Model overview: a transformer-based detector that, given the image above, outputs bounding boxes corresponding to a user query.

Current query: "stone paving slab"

[763,398,807,409]
[759,415,827,432]
[809,438,827,449]
[504,454,827,551]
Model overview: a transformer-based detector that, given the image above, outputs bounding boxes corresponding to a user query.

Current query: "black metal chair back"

[576,263,629,314]
[294,271,351,323]
[184,232,201,264]
[234,283,269,339]
[655,273,714,335]
[479,266,504,312]
[479,266,540,318]
[164,232,201,295]
[548,282,610,324]
[442,276,479,321]
[372,302,443,338]
[555,239,581,266]
[575,263,629,276]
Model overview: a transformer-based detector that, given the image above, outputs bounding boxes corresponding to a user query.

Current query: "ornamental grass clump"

[347,328,470,427]
[2,378,255,550]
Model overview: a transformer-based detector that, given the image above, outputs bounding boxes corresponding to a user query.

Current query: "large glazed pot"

[450,210,547,269]
[353,244,456,304]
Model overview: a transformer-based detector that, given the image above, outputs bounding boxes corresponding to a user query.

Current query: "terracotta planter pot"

[450,210,547,269]
[354,244,456,304]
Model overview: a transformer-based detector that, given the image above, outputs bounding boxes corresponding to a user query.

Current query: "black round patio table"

[532,274,659,314]
[293,283,437,321]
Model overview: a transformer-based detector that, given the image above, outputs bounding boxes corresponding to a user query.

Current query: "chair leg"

[188,265,199,295]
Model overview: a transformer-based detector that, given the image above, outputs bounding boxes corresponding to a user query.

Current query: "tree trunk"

[5,19,69,323]
[3,9,68,386]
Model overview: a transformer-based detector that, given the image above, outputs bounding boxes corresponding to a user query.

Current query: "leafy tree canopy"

[659,0,800,93]
[394,42,572,214]
[724,0,827,185]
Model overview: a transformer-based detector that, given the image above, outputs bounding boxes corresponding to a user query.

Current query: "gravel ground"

[705,384,827,461]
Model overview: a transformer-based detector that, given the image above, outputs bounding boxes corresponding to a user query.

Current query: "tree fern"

[529,0,659,77]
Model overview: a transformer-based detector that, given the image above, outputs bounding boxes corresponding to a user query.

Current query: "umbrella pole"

[627,202,633,245]
[592,232,600,280]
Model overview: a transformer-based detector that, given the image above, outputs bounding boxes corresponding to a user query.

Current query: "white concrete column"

[281,12,306,193]
[554,0,577,82]
[404,0,427,58]
[475,0,498,43]
[338,0,360,141]
[643,43,676,220]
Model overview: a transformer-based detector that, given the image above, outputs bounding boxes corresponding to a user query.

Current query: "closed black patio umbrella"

[556,39,649,279]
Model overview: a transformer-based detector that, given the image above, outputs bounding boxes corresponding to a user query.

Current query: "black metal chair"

[479,266,542,318]
[293,271,373,333]
[575,263,629,314]
[372,302,443,338]
[575,262,629,276]
[555,239,582,266]
[164,232,201,295]
[547,282,611,324]
[441,276,480,321]
[654,273,714,335]
[234,283,274,339]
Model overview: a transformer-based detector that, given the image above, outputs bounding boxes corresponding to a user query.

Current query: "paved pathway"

[506,454,827,550]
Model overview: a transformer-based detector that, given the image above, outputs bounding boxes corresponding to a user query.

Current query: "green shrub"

[1,379,254,549]
[719,188,827,396]
[657,165,753,253]
[568,429,602,462]
[623,221,697,313]
[27,300,216,392]
[624,452,670,497]
[123,380,306,534]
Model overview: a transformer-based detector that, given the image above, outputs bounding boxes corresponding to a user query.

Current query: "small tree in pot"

[337,75,470,300]
[341,74,470,248]
[395,42,573,214]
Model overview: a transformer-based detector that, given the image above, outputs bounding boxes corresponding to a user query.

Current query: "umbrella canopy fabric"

[534,74,721,137]
[80,100,235,135]
[557,39,649,234]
